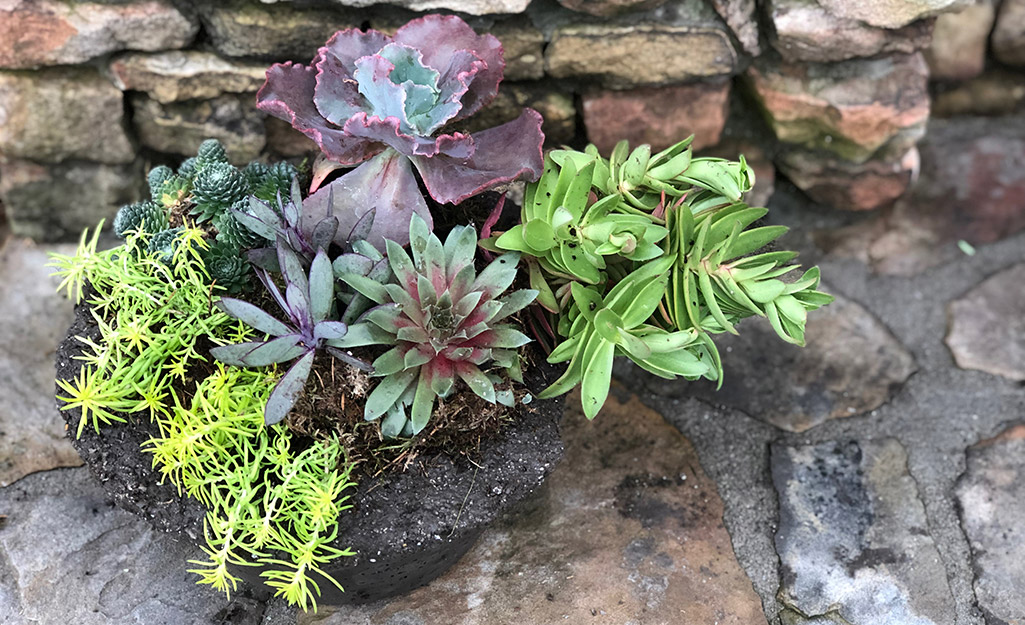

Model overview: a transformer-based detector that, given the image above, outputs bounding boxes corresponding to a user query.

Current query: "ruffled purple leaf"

[257,61,383,166]
[392,14,503,120]
[411,108,545,205]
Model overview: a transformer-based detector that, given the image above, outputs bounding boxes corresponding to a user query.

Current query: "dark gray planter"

[55,299,565,604]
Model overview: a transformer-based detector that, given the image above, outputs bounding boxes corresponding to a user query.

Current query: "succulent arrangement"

[51,13,831,613]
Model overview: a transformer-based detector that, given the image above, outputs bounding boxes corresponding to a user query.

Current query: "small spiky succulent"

[191,162,249,222]
[203,241,251,294]
[196,138,229,169]
[213,200,262,250]
[178,157,199,179]
[211,243,367,425]
[113,200,168,238]
[254,161,299,202]
[334,214,537,437]
[147,166,175,200]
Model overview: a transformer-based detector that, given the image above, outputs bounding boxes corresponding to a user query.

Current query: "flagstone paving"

[1,180,1023,625]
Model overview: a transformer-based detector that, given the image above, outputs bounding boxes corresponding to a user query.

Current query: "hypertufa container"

[55,296,565,604]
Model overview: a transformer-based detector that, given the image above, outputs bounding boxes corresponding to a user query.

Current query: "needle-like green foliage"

[50,222,357,610]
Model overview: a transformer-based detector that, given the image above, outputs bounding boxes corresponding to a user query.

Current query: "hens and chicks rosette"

[256,15,545,250]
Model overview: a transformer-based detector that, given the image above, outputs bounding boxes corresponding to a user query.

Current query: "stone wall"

[1,0,1023,240]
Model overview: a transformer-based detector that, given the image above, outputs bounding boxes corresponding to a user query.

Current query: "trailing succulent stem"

[491,137,833,418]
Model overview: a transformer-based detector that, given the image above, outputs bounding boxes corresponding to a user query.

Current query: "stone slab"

[778,147,919,212]
[455,83,577,147]
[131,93,266,164]
[957,424,1025,625]
[110,51,268,104]
[993,0,1025,66]
[816,0,970,29]
[0,67,134,165]
[746,53,930,163]
[544,0,738,88]
[305,391,767,624]
[772,439,955,625]
[0,239,81,487]
[0,159,144,242]
[0,468,266,624]
[816,116,1025,274]
[643,291,916,432]
[583,81,730,155]
[769,0,934,63]
[0,0,197,70]
[925,2,995,81]
[931,70,1025,117]
[946,263,1025,382]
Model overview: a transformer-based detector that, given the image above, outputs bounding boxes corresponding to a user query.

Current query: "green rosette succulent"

[213,200,262,250]
[147,227,184,263]
[254,161,299,202]
[191,162,249,222]
[333,214,537,437]
[203,241,251,294]
[196,138,229,169]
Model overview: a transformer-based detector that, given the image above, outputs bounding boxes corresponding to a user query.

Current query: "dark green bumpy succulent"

[113,200,169,238]
[191,162,249,222]
[254,162,299,202]
[213,200,262,250]
[148,227,183,263]
[147,166,175,202]
[196,138,229,169]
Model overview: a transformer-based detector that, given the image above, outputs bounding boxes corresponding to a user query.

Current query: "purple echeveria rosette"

[256,14,545,250]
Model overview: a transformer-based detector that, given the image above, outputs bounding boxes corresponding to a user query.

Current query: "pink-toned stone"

[583,82,730,155]
[993,0,1025,66]
[109,51,267,104]
[0,67,134,165]
[816,116,1025,274]
[306,392,768,625]
[0,0,197,70]
[925,2,996,80]
[769,0,934,63]
[555,0,669,16]
[746,53,930,162]
[779,147,919,212]
[817,0,971,29]
[709,0,761,55]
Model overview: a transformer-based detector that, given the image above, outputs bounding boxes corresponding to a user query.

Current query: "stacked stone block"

[3,0,1025,239]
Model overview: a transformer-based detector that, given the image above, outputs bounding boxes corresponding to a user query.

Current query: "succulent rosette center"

[257,15,545,251]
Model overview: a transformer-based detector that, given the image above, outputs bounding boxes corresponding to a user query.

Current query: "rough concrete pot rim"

[54,293,566,606]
